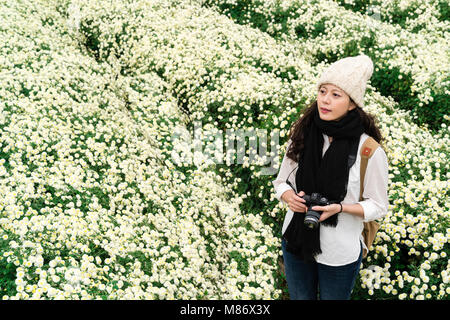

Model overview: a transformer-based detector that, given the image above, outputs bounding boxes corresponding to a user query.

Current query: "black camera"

[300,192,331,229]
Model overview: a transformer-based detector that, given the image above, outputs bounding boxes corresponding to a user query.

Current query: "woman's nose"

[321,93,331,104]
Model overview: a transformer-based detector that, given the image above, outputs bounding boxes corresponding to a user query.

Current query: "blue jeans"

[281,238,363,300]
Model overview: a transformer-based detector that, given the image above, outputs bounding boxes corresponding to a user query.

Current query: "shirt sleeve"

[272,139,298,205]
[357,146,390,222]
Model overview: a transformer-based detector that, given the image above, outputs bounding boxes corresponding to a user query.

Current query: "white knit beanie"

[316,54,374,109]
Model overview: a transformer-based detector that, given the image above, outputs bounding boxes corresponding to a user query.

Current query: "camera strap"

[333,136,360,204]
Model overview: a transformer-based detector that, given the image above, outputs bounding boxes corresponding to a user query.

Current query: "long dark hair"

[286,99,385,162]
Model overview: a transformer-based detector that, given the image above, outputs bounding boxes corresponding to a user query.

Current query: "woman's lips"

[320,108,331,113]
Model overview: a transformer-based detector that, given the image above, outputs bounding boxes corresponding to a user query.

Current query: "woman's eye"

[319,90,339,97]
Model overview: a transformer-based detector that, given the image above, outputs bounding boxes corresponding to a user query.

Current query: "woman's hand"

[311,204,342,222]
[281,190,307,213]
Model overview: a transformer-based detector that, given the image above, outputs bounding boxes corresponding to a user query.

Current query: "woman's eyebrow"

[320,86,342,93]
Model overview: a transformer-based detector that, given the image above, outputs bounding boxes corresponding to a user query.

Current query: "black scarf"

[283,105,364,262]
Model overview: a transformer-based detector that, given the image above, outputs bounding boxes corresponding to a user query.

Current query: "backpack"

[359,136,381,258]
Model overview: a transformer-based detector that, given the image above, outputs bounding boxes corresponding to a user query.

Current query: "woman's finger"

[290,204,306,212]
[319,211,334,221]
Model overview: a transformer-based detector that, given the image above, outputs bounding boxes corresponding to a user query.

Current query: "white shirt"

[273,133,389,266]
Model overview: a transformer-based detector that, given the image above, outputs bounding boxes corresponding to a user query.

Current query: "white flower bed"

[0,0,280,300]
[203,0,449,127]
[0,0,448,300]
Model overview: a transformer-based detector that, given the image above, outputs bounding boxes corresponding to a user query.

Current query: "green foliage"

[0,238,18,297]
[437,0,450,21]
[229,250,249,276]
[80,19,101,60]
[371,59,449,132]
[335,0,371,14]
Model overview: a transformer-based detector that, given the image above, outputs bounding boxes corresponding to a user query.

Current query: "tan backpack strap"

[360,136,381,258]
[359,137,380,201]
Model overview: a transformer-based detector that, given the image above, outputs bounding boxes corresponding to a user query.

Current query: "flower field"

[0,0,448,300]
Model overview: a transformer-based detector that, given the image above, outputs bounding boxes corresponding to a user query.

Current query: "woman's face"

[317,83,356,121]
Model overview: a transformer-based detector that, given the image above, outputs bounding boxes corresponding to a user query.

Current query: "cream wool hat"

[316,54,374,109]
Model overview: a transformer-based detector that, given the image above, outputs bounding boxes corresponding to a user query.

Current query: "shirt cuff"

[357,199,380,222]
[275,182,293,204]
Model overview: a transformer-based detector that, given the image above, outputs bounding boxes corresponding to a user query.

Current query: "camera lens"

[304,209,321,229]
[304,218,318,229]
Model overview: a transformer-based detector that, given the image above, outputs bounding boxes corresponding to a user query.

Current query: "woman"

[272,54,389,300]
